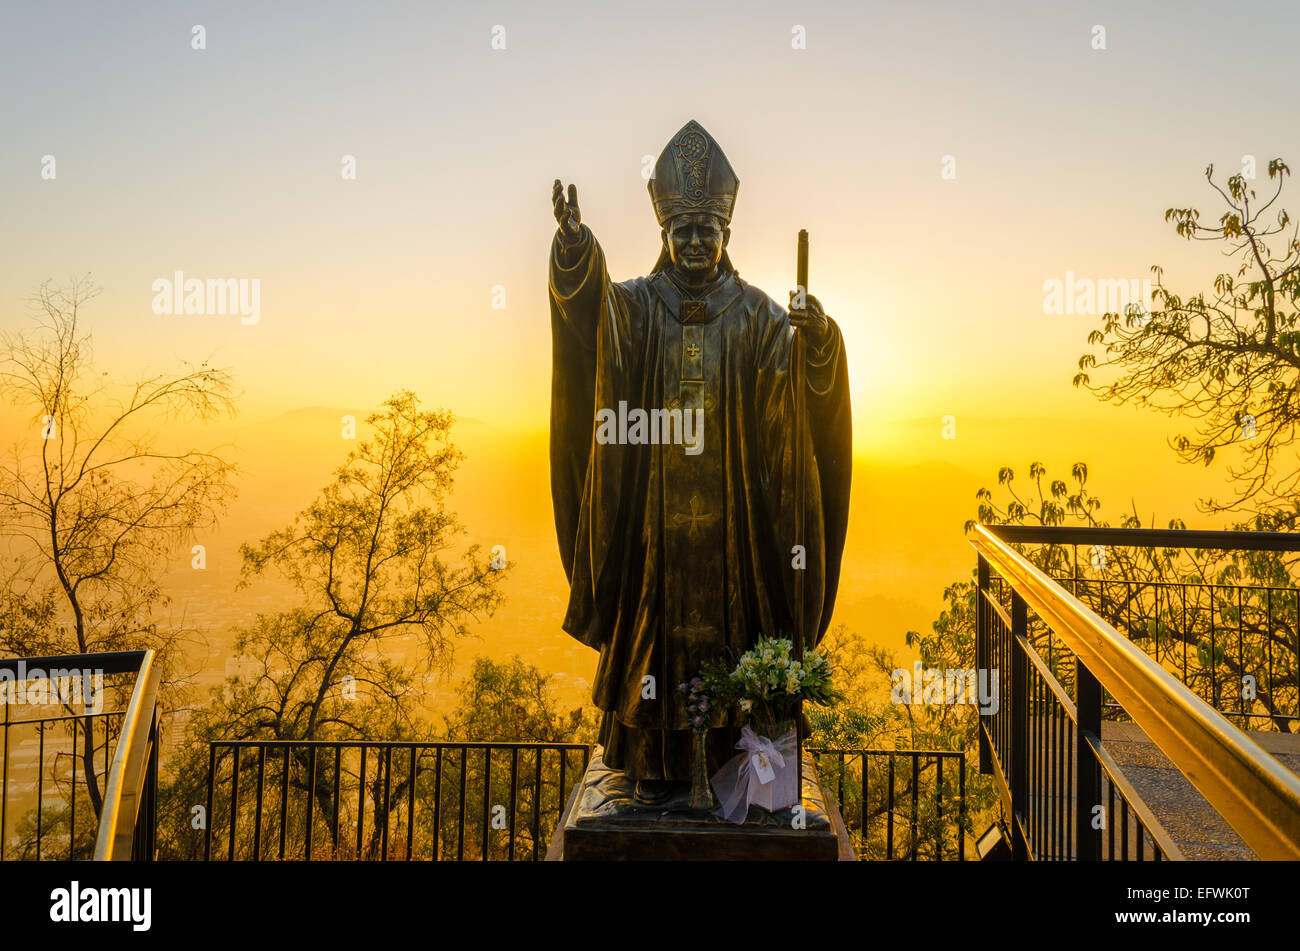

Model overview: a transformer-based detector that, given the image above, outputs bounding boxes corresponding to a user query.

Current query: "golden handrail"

[972,524,1300,860]
[93,649,160,860]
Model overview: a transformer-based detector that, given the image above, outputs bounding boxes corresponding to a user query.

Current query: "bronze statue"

[549,119,851,804]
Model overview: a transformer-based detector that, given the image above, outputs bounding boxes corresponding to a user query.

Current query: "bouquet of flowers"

[699,635,839,732]
[692,635,840,822]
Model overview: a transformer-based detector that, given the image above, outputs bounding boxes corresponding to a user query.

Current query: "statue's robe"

[549,224,851,781]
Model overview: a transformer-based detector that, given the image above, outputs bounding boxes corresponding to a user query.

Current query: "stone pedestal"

[549,745,854,861]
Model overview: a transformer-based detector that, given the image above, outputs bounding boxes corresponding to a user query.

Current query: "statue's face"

[664,213,729,283]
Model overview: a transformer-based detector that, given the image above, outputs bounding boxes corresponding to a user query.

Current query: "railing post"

[1076,657,1102,861]
[134,712,158,861]
[977,554,992,774]
[1010,591,1029,860]
[2,697,8,862]
[204,743,216,861]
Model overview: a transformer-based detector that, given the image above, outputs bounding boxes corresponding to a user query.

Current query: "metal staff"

[793,229,808,802]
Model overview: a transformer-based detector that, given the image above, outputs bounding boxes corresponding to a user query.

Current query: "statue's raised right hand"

[553,179,581,238]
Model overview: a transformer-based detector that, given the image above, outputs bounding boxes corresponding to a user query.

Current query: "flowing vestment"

[549,225,851,780]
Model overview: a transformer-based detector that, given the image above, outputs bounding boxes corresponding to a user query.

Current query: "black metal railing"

[812,748,967,860]
[203,740,589,861]
[974,525,1300,860]
[1001,526,1300,731]
[204,739,969,861]
[0,651,159,861]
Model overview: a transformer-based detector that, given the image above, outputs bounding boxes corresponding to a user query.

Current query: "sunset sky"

[2,1,1296,432]
[3,1,1299,700]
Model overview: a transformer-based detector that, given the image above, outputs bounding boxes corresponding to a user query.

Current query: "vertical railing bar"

[558,748,567,818]
[1032,648,1038,854]
[456,745,466,862]
[1266,587,1274,725]
[482,747,491,861]
[886,755,895,860]
[838,751,845,806]
[253,746,266,861]
[531,746,542,862]
[1042,681,1050,859]
[204,743,216,861]
[508,746,518,862]
[978,555,991,776]
[1210,583,1218,707]
[381,746,392,861]
[407,747,417,862]
[1,699,8,862]
[860,753,867,852]
[909,753,918,861]
[1055,692,1063,859]
[35,723,44,860]
[958,755,966,861]
[229,747,241,862]
[433,746,443,862]
[357,745,367,860]
[1238,586,1245,722]
[1152,583,1160,665]
[1182,584,1189,684]
[1127,581,1132,646]
[278,745,290,861]
[332,745,341,860]
[1120,798,1129,861]
[935,755,943,861]
[1011,591,1029,860]
[1107,779,1114,859]
[69,717,78,860]
[1044,663,1051,856]
[145,714,158,861]
[1066,705,1074,860]
[1036,674,1043,854]
[1050,691,1060,862]
[305,745,317,861]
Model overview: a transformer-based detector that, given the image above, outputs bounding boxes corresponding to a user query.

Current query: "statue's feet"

[633,779,677,805]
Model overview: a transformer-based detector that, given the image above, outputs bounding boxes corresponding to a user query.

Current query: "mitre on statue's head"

[648,119,740,226]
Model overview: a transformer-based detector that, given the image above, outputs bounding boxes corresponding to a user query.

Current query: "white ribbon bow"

[713,724,798,824]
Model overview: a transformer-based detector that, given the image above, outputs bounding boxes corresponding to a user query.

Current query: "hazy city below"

[138,402,1236,725]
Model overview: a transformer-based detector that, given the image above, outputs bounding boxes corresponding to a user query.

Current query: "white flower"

[740,698,753,713]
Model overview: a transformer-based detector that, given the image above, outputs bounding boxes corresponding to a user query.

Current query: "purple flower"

[699,700,710,711]
[692,715,705,728]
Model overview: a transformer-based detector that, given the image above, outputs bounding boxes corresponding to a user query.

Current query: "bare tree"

[0,276,237,815]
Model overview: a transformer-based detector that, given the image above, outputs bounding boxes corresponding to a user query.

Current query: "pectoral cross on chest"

[675,320,716,416]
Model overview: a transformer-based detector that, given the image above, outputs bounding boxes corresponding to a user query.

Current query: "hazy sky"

[3,0,1298,456]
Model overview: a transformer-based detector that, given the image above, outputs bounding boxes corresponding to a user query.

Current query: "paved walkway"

[1101,720,1300,860]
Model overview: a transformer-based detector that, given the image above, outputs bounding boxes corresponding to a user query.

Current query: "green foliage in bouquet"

[698,635,841,728]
